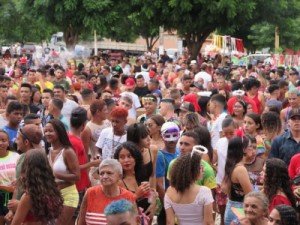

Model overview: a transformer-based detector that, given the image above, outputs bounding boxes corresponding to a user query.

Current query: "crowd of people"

[0,50,300,225]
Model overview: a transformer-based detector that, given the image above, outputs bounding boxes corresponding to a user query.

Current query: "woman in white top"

[164,150,214,225]
[45,119,80,225]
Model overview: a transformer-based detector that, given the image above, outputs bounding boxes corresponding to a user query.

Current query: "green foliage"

[0,0,54,43]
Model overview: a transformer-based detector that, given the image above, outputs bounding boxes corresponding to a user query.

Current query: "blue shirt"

[156,148,180,190]
[270,130,300,165]
[3,125,18,147]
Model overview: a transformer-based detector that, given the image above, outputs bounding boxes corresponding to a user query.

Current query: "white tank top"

[86,120,111,158]
[49,148,69,183]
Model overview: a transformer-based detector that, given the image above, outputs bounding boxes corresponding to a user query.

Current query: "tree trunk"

[185,31,211,60]
[145,36,159,51]
[64,24,79,50]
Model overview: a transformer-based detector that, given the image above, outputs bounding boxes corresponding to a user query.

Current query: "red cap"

[125,78,136,88]
[149,71,156,78]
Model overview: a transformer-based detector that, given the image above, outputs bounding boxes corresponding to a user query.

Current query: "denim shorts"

[224,199,243,225]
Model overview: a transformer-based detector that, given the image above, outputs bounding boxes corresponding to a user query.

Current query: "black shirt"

[134,86,150,99]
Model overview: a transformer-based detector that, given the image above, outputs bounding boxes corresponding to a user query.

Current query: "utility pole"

[94,30,97,56]
[275,26,279,49]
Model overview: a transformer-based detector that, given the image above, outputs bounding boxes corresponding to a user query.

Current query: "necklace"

[111,130,125,158]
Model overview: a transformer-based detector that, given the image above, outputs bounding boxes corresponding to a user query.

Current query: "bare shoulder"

[150,144,159,154]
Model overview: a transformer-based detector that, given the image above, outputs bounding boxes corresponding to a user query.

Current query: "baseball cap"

[288,108,300,119]
[161,122,180,141]
[125,78,136,89]
[20,124,43,145]
[179,102,195,112]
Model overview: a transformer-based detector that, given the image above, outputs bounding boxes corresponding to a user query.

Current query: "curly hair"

[19,149,63,222]
[264,158,296,209]
[110,106,128,119]
[114,141,145,183]
[170,152,201,193]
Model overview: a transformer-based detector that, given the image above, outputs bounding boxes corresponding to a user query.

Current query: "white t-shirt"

[0,151,19,186]
[135,72,150,84]
[209,112,227,149]
[194,71,212,89]
[120,92,141,119]
[62,98,79,127]
[215,137,229,185]
[0,114,8,129]
[95,127,127,159]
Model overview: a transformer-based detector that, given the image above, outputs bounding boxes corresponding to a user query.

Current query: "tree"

[13,0,127,49]
[222,0,300,52]
[132,0,257,59]
[0,0,54,44]
[130,13,159,51]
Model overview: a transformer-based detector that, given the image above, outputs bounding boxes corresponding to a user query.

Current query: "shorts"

[224,199,243,225]
[216,185,228,206]
[61,185,79,208]
[0,190,12,216]
[73,189,86,218]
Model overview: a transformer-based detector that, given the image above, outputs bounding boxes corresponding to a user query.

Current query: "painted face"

[118,148,136,172]
[223,126,236,140]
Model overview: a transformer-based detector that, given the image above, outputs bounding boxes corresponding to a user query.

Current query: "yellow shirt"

[35,81,54,91]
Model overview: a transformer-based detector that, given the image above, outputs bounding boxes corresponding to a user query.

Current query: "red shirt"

[68,133,89,191]
[269,195,291,212]
[227,96,258,114]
